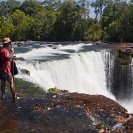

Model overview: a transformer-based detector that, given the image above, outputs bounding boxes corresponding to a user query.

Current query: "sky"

[0,0,95,18]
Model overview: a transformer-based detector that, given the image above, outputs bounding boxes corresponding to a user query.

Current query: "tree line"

[0,0,133,42]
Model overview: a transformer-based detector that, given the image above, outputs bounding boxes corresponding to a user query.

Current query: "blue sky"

[0,0,95,18]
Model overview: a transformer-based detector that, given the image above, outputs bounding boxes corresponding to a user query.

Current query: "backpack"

[0,60,2,67]
[0,47,3,67]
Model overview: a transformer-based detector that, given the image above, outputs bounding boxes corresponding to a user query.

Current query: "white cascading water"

[15,43,115,100]
[118,99,133,113]
[14,43,133,113]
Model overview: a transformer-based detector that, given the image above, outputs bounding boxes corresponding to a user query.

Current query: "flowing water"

[13,41,133,113]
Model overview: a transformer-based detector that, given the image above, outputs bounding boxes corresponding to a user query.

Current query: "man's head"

[3,38,11,47]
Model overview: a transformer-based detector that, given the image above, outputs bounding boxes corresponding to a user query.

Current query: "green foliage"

[102,0,129,42]
[116,50,133,66]
[8,10,33,40]
[53,0,98,41]
[42,0,61,10]
[117,4,133,42]
[117,51,133,60]
[48,87,68,93]
[20,0,43,16]
[95,124,103,129]
[0,0,133,42]
[86,21,102,41]
[0,16,15,41]
[0,0,21,16]
[5,78,46,98]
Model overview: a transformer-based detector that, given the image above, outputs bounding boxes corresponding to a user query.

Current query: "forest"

[0,0,133,42]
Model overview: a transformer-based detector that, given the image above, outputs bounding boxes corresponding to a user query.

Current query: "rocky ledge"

[0,92,133,133]
[99,42,133,55]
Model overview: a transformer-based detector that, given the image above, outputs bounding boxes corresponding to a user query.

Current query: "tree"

[42,0,61,10]
[54,0,86,41]
[78,0,90,19]
[0,16,15,41]
[0,0,21,17]
[102,0,128,41]
[8,10,33,40]
[91,0,112,29]
[20,0,42,16]
[118,3,133,42]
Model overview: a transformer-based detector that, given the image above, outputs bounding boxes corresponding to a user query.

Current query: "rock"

[46,44,54,47]
[20,69,30,75]
[17,43,23,47]
[0,92,132,132]
[98,129,107,133]
[95,40,103,45]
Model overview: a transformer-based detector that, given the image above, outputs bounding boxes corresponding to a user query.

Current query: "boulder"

[20,69,30,76]
[17,43,23,47]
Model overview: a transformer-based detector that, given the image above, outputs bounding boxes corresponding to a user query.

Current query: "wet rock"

[20,69,30,75]
[122,115,133,133]
[0,92,132,133]
[46,44,58,49]
[95,40,103,45]
[17,43,23,47]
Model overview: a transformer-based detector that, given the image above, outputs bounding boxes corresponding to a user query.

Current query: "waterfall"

[15,43,133,112]
[102,49,133,113]
[101,50,116,92]
[15,49,115,100]
[114,59,133,113]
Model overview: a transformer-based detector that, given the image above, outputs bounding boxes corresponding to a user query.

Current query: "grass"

[3,78,46,98]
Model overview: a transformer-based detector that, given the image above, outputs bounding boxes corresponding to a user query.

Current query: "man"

[0,38,16,99]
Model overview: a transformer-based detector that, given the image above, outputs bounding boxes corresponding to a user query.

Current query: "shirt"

[0,48,11,74]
